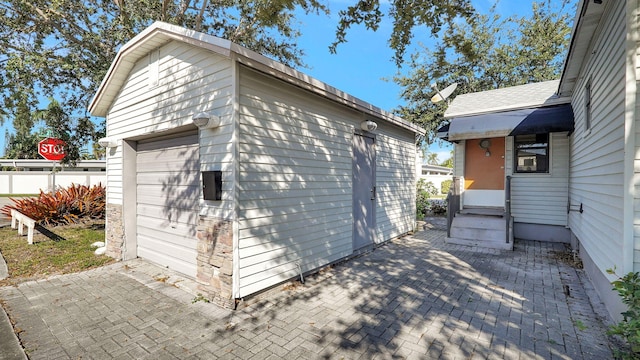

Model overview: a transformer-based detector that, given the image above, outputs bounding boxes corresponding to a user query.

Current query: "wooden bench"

[10,210,36,244]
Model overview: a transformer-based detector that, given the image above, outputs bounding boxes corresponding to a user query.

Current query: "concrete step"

[446,236,513,250]
[459,207,505,217]
[450,215,506,231]
[446,214,513,250]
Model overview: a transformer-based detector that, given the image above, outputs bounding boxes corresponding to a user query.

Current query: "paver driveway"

[0,229,615,359]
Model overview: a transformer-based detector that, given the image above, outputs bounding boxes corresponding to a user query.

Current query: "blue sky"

[292,0,568,163]
[0,1,565,159]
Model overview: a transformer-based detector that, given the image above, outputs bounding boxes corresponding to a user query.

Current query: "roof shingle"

[444,80,571,118]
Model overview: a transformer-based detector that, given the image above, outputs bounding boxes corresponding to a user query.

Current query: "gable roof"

[444,80,571,119]
[88,21,424,135]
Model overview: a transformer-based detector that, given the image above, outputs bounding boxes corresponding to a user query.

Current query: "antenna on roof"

[430,83,458,104]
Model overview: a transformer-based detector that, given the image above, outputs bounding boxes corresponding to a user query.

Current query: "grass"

[0,221,114,286]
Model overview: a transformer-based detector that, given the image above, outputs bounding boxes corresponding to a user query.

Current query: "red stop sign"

[38,138,67,161]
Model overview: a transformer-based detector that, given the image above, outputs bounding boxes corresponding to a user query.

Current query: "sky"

[290,0,569,163]
[0,1,569,160]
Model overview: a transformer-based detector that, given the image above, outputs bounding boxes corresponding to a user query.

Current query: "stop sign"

[38,137,67,161]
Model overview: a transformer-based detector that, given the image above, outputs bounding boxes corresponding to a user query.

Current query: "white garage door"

[136,132,200,278]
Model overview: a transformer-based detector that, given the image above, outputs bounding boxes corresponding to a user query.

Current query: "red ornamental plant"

[1,184,106,226]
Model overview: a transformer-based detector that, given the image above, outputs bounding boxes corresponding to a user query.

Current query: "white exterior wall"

[506,133,570,226]
[236,67,416,296]
[236,67,352,296]
[568,0,626,275]
[418,174,453,194]
[454,141,465,177]
[105,40,235,219]
[375,123,417,242]
[0,172,105,194]
[634,2,640,273]
[452,141,465,211]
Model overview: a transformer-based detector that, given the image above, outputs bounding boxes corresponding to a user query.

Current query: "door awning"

[441,104,574,141]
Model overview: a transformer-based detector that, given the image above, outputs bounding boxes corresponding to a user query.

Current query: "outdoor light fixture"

[192,112,221,129]
[360,120,378,132]
[479,138,491,157]
[98,137,117,148]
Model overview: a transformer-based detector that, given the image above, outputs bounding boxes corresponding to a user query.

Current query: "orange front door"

[464,137,505,190]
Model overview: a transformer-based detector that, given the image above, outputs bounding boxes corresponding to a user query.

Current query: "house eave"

[558,0,608,97]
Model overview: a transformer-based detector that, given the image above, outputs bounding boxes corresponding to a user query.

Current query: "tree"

[440,150,454,168]
[330,0,474,66]
[425,152,439,165]
[3,99,98,162]
[394,0,573,143]
[0,0,331,160]
[0,0,476,160]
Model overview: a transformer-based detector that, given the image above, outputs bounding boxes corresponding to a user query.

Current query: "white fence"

[419,174,453,194]
[0,171,106,194]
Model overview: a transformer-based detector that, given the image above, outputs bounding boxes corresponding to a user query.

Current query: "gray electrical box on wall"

[202,171,222,201]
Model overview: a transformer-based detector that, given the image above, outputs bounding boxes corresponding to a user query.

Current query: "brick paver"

[0,229,615,359]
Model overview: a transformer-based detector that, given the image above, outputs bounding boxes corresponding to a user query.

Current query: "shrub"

[430,201,447,216]
[607,268,640,359]
[441,179,452,195]
[1,184,106,226]
[416,179,431,219]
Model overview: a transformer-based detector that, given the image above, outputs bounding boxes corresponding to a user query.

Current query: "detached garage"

[89,22,424,308]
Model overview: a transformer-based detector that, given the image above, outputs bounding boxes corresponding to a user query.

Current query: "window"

[514,134,549,173]
[585,78,592,131]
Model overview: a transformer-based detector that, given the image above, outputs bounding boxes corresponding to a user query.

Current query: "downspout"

[231,56,242,301]
[622,0,638,274]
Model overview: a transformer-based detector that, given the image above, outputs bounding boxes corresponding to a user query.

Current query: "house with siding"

[441,0,638,321]
[88,21,424,307]
[439,80,574,250]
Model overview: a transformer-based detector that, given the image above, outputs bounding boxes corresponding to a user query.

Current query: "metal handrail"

[505,175,512,243]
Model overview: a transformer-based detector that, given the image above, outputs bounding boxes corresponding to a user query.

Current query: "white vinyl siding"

[104,40,234,208]
[375,124,416,241]
[454,141,465,177]
[633,2,640,272]
[452,141,465,211]
[506,133,570,226]
[237,67,354,296]
[569,0,626,275]
[236,67,416,296]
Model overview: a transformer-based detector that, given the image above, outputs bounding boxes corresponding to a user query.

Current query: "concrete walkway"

[0,229,615,359]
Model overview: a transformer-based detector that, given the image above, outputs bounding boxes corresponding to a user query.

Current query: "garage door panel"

[137,192,199,208]
[136,131,199,278]
[137,225,197,246]
[137,235,196,263]
[137,172,200,185]
[138,185,200,205]
[138,134,199,151]
[137,217,198,238]
[136,158,200,172]
[137,204,200,223]
[137,183,200,195]
[137,244,197,276]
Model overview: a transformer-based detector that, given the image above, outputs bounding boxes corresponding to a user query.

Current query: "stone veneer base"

[105,204,124,260]
[196,217,235,309]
